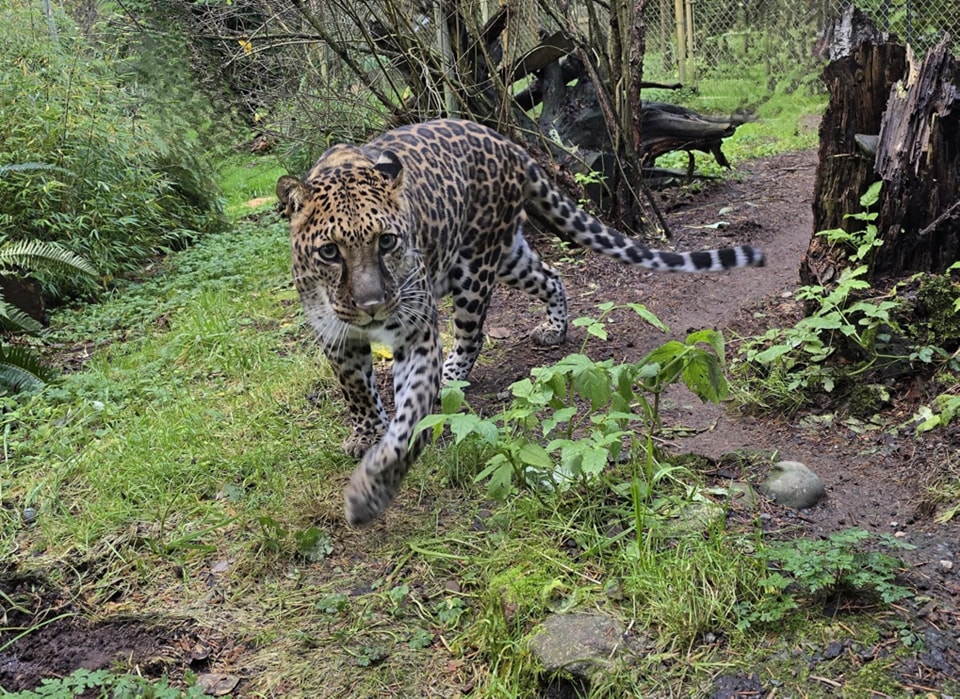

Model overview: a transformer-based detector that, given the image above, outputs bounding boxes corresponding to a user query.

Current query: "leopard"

[276,118,764,527]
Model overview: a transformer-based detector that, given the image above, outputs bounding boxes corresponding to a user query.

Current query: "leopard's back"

[364,120,529,283]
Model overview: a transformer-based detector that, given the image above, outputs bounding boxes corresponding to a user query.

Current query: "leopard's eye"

[378,233,398,253]
[317,243,340,262]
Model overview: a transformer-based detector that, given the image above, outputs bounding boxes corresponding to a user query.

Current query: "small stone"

[727,482,758,509]
[659,500,725,539]
[529,613,638,681]
[823,641,844,660]
[21,507,37,525]
[938,559,954,573]
[757,461,826,510]
[894,531,907,538]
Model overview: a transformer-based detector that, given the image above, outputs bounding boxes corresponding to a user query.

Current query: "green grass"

[0,145,927,698]
[218,153,289,219]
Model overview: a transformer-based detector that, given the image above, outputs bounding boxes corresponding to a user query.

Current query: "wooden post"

[674,0,686,83]
[436,3,459,118]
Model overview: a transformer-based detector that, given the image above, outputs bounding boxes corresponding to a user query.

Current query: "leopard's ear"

[373,150,404,184]
[276,175,310,218]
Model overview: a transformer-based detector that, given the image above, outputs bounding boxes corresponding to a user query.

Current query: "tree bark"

[801,7,906,286]
[871,38,960,277]
[804,7,960,284]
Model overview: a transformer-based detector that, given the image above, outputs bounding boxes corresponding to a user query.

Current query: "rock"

[528,613,644,681]
[757,460,826,509]
[726,482,758,510]
[823,641,844,660]
[658,499,726,539]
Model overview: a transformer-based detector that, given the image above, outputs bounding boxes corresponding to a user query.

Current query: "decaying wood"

[802,7,906,286]
[805,6,960,283]
[871,39,960,276]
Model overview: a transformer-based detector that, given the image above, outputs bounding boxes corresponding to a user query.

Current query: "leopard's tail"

[523,161,764,272]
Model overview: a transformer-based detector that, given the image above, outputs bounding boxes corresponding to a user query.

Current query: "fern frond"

[0,344,54,394]
[0,162,76,179]
[0,298,43,333]
[0,239,97,278]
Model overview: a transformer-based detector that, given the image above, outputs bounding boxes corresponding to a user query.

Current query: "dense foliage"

[0,5,227,300]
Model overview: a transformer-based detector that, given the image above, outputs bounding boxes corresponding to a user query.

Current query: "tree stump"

[803,7,960,284]
[802,8,906,285]
[872,39,960,276]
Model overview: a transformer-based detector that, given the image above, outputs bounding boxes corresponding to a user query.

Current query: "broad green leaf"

[685,328,725,362]
[751,343,793,364]
[446,413,483,444]
[681,352,729,403]
[440,383,468,413]
[627,303,669,332]
[413,413,449,439]
[859,180,882,208]
[475,455,514,500]
[542,405,577,436]
[639,341,685,386]
[516,441,553,469]
[573,366,611,409]
[586,323,608,341]
[797,315,844,331]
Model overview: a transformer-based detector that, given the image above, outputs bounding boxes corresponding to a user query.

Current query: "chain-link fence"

[646,0,958,89]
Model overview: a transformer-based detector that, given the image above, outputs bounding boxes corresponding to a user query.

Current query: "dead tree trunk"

[802,8,906,285]
[872,39,960,276]
[804,7,960,284]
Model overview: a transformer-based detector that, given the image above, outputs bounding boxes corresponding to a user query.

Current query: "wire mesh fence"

[508,0,957,97]
[644,0,958,89]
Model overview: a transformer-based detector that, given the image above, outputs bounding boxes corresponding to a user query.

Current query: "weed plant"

[735,184,960,421]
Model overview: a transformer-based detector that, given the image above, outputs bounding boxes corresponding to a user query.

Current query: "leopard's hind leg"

[497,222,568,346]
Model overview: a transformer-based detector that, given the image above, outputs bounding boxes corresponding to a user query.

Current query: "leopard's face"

[278,156,418,337]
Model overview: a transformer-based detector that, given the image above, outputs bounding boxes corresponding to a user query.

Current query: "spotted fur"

[277,118,764,526]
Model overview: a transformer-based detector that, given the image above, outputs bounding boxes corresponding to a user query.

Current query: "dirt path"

[468,150,959,686]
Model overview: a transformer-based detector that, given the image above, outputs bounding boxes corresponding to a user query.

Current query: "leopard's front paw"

[530,322,566,346]
[342,425,384,458]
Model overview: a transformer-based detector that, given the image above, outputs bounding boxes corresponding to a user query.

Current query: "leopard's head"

[277,148,418,335]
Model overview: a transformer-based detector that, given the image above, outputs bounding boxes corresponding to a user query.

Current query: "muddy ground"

[1,150,958,695]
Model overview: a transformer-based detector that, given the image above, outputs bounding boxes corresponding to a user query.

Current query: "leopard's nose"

[356,296,383,310]
[351,266,387,314]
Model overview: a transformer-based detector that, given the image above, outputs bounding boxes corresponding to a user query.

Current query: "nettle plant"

[738,183,959,415]
[416,303,729,500]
